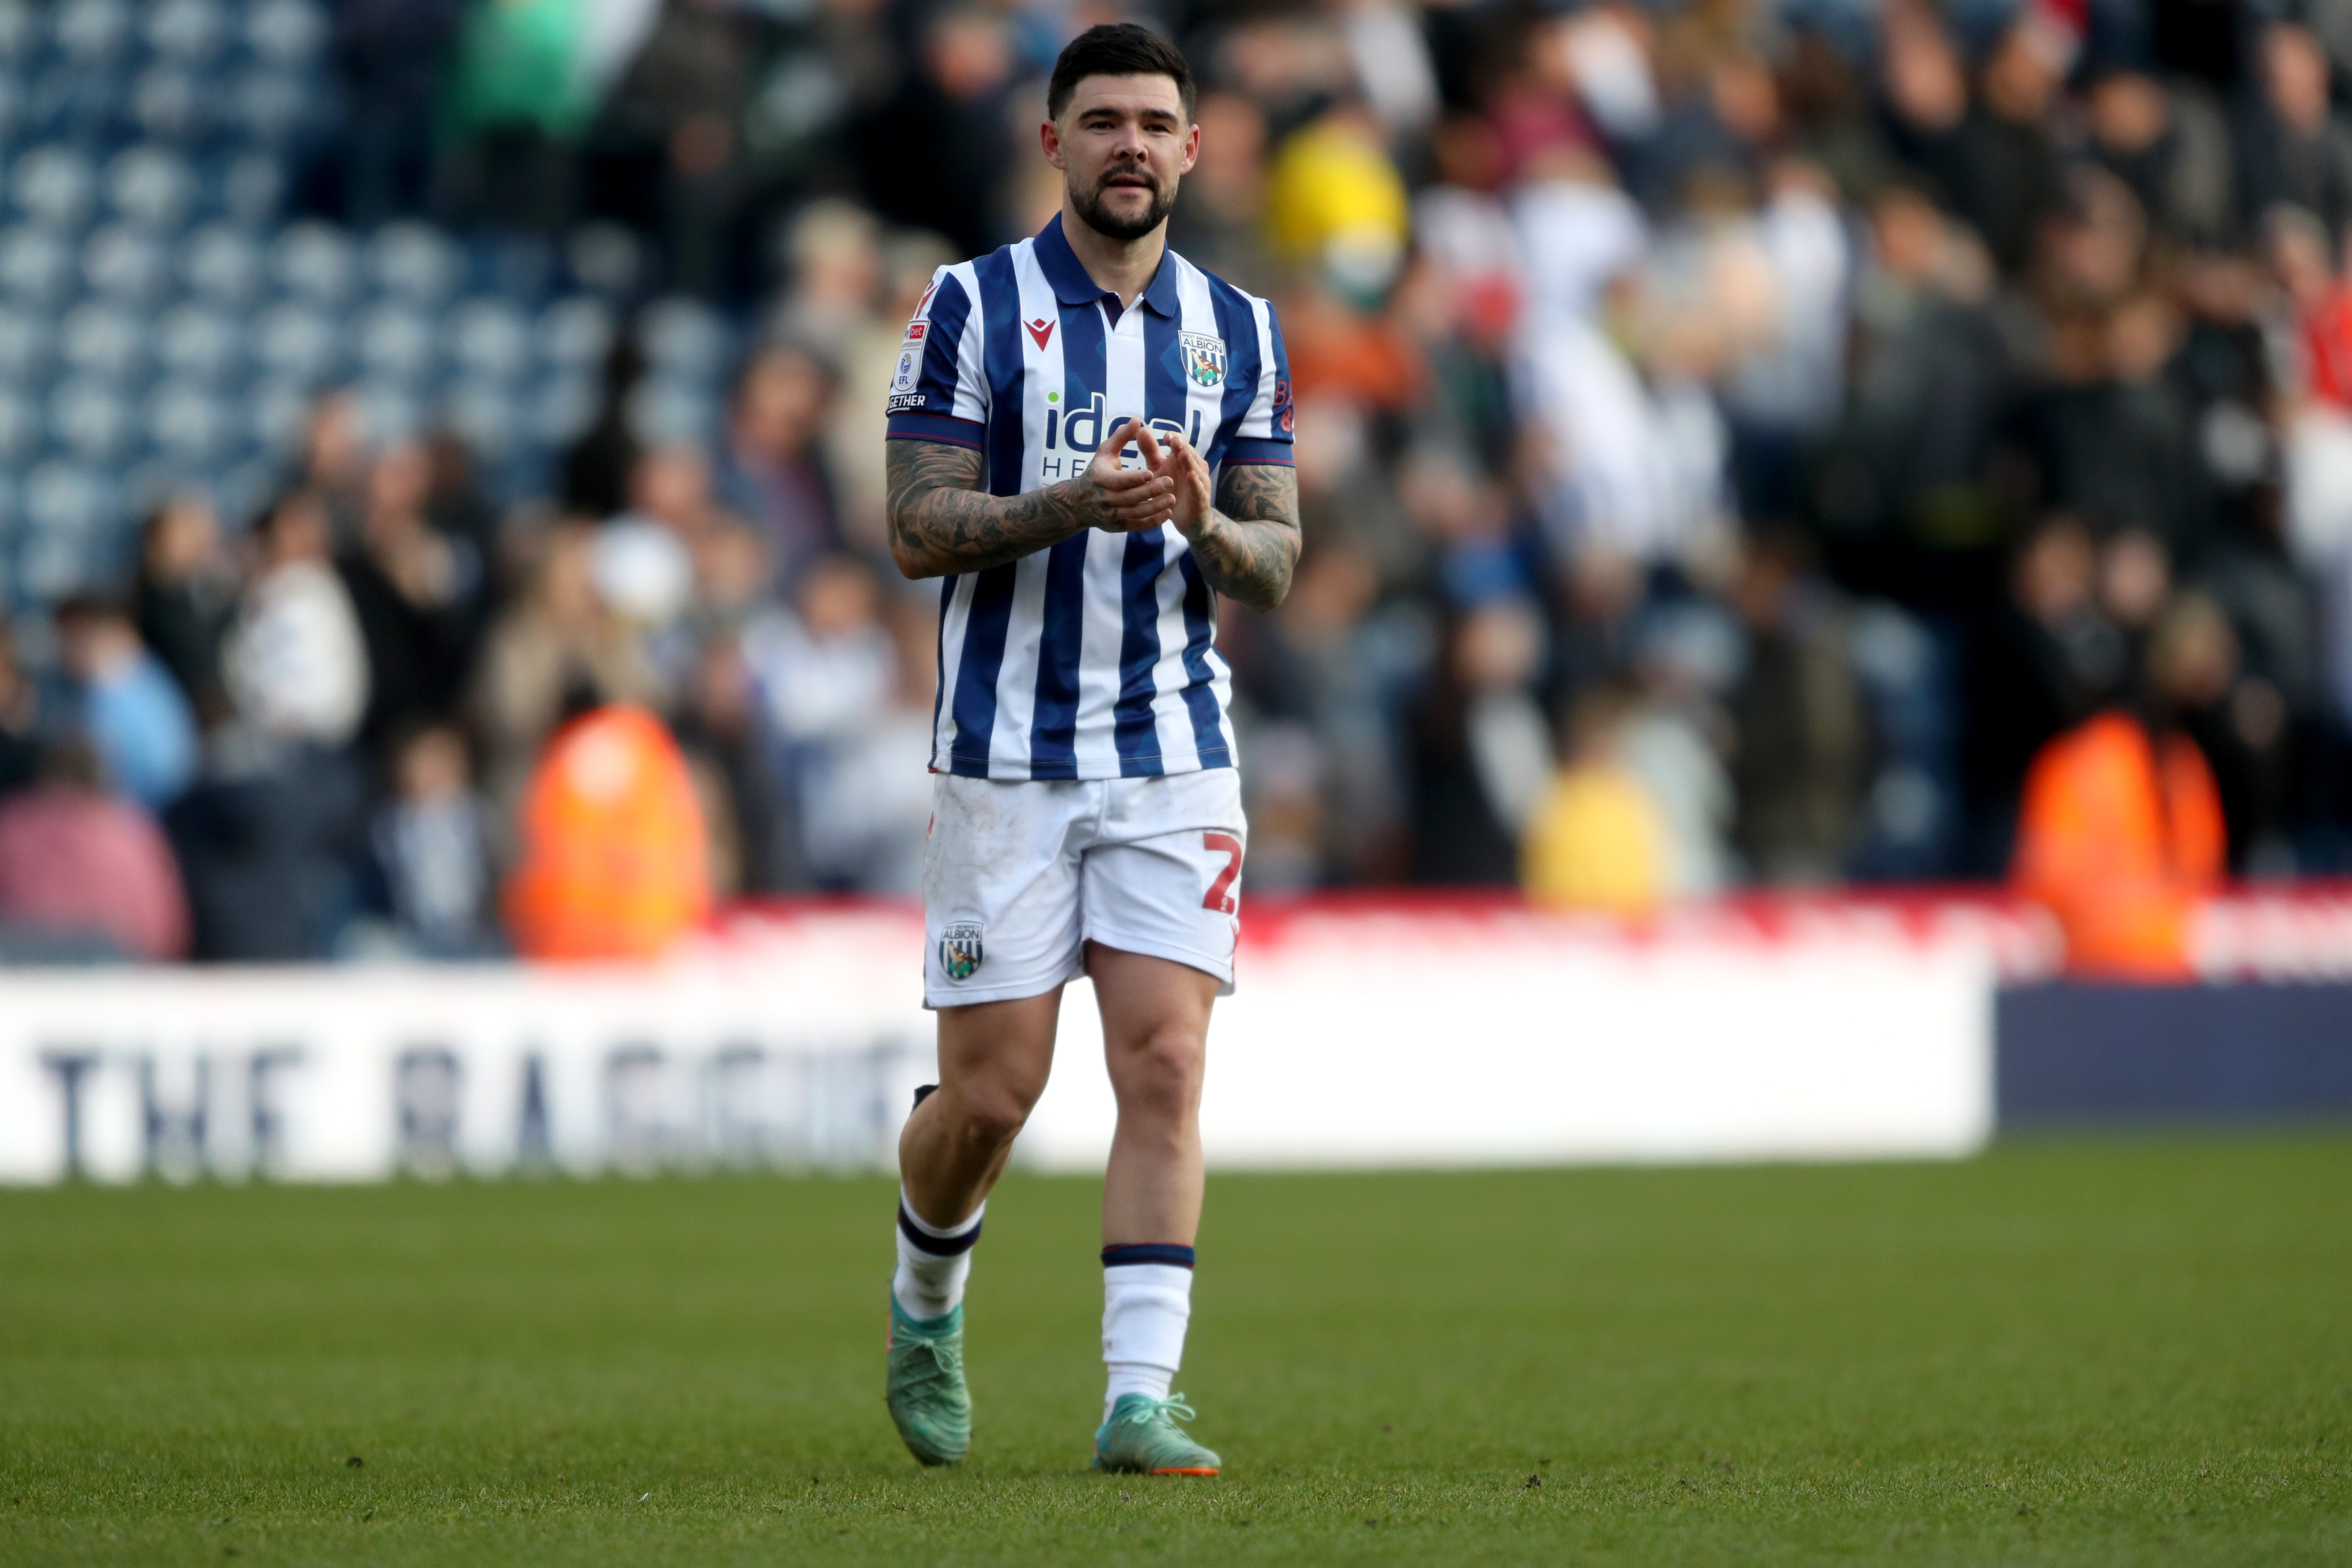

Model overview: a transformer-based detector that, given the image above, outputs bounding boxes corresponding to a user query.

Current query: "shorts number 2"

[1201,832,1243,914]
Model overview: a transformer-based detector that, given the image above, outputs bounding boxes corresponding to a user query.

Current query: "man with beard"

[877,23,1299,1476]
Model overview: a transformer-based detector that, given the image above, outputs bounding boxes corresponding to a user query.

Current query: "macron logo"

[1026,317,1055,350]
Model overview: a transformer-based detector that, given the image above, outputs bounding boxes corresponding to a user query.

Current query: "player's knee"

[1113,1024,1205,1122]
[950,1081,1040,1148]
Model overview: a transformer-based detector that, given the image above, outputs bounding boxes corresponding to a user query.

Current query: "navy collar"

[1035,212,1182,318]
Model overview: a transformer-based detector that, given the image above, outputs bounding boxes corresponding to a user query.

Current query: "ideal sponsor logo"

[1037,392,1199,481]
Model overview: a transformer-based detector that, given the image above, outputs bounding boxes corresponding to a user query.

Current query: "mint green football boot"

[885,1297,970,1466]
[1091,1393,1221,1475]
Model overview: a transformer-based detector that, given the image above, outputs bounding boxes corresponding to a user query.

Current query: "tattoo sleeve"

[1193,462,1303,612]
[885,440,1090,578]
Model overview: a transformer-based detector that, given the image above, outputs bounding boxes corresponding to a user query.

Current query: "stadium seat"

[0,305,53,381]
[12,145,99,231]
[243,0,325,69]
[531,373,600,451]
[215,151,285,228]
[105,145,197,230]
[270,219,353,304]
[246,377,310,458]
[148,378,238,463]
[0,1,38,65]
[210,455,275,527]
[60,300,148,382]
[129,64,207,144]
[365,221,462,306]
[82,225,170,302]
[443,297,531,385]
[155,302,243,383]
[355,301,436,385]
[625,377,719,449]
[536,295,615,374]
[250,301,340,383]
[227,66,307,147]
[0,386,41,462]
[0,74,24,147]
[179,222,264,306]
[357,380,424,446]
[144,0,229,66]
[442,383,518,461]
[567,222,645,298]
[0,226,76,303]
[49,377,139,461]
[639,297,729,382]
[52,0,133,69]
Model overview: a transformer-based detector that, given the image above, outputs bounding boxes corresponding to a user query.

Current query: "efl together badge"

[1179,332,1226,389]
[939,922,984,982]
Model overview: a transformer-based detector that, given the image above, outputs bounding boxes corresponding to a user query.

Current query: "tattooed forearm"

[885,440,1087,577]
[1192,462,1302,611]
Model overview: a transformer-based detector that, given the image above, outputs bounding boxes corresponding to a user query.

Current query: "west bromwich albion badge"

[1179,332,1226,389]
[939,922,983,981]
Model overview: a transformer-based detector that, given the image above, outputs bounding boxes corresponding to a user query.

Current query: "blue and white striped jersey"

[885,213,1294,782]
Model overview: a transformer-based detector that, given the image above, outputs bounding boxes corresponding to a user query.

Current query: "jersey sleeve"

[1221,298,1293,466]
[884,264,988,448]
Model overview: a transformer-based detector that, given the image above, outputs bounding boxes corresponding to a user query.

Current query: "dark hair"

[1047,23,1195,121]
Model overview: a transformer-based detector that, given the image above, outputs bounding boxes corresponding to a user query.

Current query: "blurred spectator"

[853,6,1019,261]
[473,523,662,815]
[831,231,956,554]
[2012,595,2233,975]
[1727,530,1871,884]
[356,724,500,959]
[594,0,768,293]
[1523,685,1669,915]
[443,0,597,232]
[745,553,902,890]
[327,0,466,225]
[1408,597,1551,884]
[2235,23,2352,239]
[504,704,710,960]
[1965,515,2129,865]
[714,344,843,594]
[0,738,189,963]
[340,443,491,756]
[132,499,238,730]
[0,618,39,799]
[52,596,198,814]
[223,492,370,749]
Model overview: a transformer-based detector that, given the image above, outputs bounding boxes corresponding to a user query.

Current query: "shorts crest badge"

[939,921,984,981]
[1179,332,1226,389]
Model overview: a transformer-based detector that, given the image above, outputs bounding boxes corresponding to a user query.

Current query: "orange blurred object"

[503,705,710,962]
[2302,281,2352,410]
[2010,710,2225,977]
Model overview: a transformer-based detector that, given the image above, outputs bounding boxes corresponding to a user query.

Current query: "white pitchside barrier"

[0,897,2054,1185]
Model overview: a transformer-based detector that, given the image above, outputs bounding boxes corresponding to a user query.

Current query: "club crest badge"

[1179,332,1226,389]
[939,922,984,981]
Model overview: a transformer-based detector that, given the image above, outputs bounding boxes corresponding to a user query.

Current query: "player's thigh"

[934,986,1063,1120]
[922,775,1090,1008]
[1079,768,1247,998]
[1085,944,1218,1104]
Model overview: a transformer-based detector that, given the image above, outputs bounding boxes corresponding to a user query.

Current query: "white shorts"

[921,768,1247,1009]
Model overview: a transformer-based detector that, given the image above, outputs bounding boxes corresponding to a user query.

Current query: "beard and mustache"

[1069,163,1177,241]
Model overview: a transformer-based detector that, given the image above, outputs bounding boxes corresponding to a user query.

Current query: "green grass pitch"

[1,1134,2346,1565]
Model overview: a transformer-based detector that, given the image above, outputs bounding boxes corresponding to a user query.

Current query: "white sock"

[892,1188,982,1321]
[1101,1253,1193,1422]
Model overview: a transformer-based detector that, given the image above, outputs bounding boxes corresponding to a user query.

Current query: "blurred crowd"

[9,0,2352,963]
